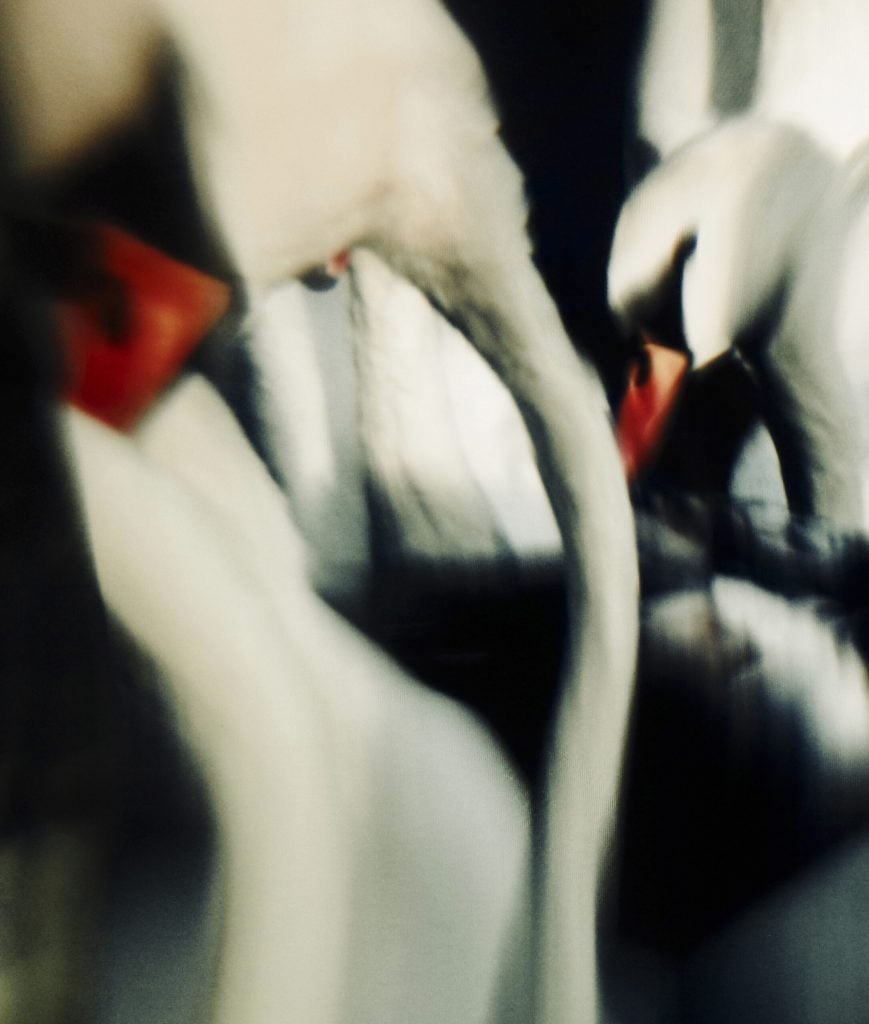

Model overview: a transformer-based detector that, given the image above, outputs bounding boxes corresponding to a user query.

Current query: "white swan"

[66,376,534,1024]
[3,0,640,1018]
[609,115,866,525]
[609,0,869,528]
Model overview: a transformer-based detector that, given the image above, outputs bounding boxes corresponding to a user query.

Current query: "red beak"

[616,337,690,482]
[62,223,231,430]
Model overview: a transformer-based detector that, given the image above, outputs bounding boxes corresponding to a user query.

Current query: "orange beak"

[61,223,231,430]
[616,337,690,482]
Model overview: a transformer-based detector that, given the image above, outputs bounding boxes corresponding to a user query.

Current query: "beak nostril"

[634,339,652,387]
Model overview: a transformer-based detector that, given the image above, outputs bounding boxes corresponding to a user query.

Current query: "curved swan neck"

[430,258,639,1022]
[532,354,638,1024]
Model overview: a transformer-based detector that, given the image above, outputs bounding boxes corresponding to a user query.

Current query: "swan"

[64,375,533,1024]
[1,0,640,1019]
[609,115,865,523]
[608,0,869,527]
